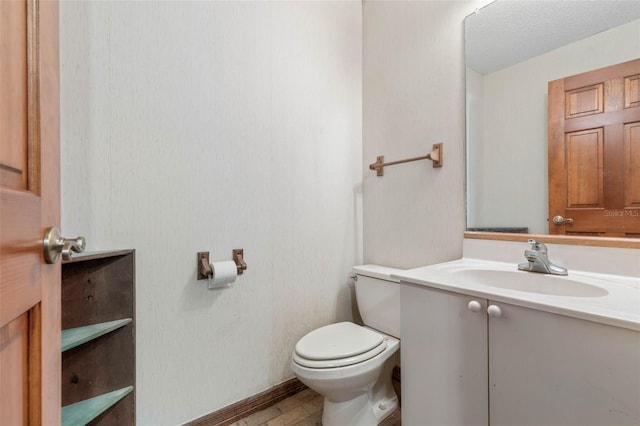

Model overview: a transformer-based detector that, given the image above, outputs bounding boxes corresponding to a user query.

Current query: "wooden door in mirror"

[548,58,640,237]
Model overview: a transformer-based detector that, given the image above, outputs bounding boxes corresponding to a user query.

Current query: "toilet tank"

[352,265,403,339]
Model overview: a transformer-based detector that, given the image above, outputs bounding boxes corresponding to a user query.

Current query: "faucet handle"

[527,239,547,254]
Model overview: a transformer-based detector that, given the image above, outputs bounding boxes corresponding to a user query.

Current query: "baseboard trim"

[184,378,308,426]
[185,366,402,426]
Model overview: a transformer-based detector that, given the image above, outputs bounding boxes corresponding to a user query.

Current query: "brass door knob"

[43,227,86,264]
[552,215,574,225]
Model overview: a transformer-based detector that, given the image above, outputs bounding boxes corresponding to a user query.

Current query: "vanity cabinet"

[61,250,136,426]
[401,283,640,426]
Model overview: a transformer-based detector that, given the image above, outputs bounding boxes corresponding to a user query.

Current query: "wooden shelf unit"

[61,250,136,426]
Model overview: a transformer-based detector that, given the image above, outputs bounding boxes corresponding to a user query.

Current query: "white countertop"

[392,258,640,332]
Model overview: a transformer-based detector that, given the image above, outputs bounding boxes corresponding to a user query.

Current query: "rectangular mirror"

[465,0,640,237]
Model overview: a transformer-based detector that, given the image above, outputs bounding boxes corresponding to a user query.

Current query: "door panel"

[625,122,640,206]
[0,0,29,190]
[565,83,603,118]
[566,129,603,207]
[625,74,640,108]
[549,58,640,237]
[0,0,60,424]
[0,314,29,425]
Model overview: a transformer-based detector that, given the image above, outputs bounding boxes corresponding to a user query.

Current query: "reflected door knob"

[552,215,574,225]
[43,227,86,264]
[468,300,482,312]
[487,304,502,318]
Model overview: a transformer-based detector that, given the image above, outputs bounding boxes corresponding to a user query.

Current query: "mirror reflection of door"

[548,58,640,237]
[0,0,61,423]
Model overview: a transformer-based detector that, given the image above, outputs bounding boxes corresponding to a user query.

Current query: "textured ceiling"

[465,0,640,75]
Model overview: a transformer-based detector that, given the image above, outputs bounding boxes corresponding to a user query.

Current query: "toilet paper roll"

[208,260,238,289]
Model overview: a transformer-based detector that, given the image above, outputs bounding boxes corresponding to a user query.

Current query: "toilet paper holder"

[232,249,247,275]
[197,249,248,280]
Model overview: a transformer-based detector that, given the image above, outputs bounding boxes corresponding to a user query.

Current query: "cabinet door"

[401,283,488,426]
[489,302,640,426]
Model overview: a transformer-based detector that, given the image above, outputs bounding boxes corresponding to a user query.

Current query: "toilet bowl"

[290,265,402,426]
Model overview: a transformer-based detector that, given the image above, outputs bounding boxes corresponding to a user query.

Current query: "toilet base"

[319,344,399,426]
[322,394,398,426]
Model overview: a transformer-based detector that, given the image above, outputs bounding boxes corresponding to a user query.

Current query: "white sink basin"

[392,257,640,331]
[452,268,609,297]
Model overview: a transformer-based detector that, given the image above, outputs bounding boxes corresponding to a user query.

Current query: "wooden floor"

[230,388,401,426]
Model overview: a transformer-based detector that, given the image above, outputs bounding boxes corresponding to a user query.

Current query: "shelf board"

[62,249,134,263]
[62,386,133,426]
[62,318,132,352]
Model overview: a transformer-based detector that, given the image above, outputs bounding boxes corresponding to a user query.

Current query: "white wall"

[467,19,640,234]
[363,1,478,268]
[59,2,362,424]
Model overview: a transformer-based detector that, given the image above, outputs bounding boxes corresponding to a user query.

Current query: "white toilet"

[290,265,402,426]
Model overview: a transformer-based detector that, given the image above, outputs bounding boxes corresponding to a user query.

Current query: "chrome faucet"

[517,239,567,275]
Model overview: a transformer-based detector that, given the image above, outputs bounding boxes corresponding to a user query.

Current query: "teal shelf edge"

[62,386,133,426]
[62,318,132,352]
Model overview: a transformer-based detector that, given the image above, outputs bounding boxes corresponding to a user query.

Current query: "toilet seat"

[293,322,387,368]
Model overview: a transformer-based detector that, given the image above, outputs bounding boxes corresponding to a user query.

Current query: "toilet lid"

[294,322,386,366]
